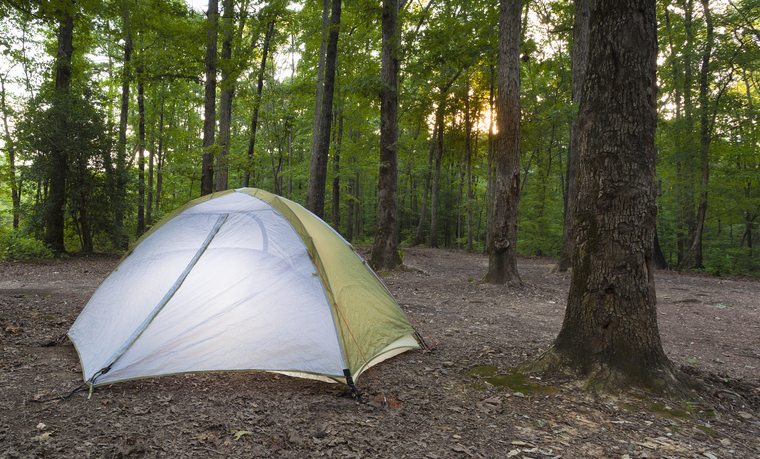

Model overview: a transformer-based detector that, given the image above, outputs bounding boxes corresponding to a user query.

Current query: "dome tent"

[68,188,420,395]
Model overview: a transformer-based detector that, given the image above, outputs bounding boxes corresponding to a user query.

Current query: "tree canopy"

[0,0,758,271]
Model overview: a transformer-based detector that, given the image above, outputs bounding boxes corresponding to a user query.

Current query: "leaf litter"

[0,248,758,457]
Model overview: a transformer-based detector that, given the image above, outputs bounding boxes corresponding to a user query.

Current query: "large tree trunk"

[525,0,694,395]
[306,0,341,218]
[485,0,522,285]
[556,0,590,272]
[244,19,276,187]
[370,0,402,270]
[201,0,219,196]
[45,6,75,254]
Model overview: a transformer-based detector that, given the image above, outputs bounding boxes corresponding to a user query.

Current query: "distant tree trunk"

[0,76,21,229]
[136,68,146,236]
[681,0,714,270]
[414,142,434,245]
[465,74,474,252]
[201,0,219,196]
[331,101,344,229]
[371,0,402,270]
[309,0,330,172]
[486,64,495,253]
[116,8,132,250]
[306,0,341,218]
[244,19,276,188]
[215,0,234,192]
[45,6,75,254]
[485,0,522,285]
[429,100,445,248]
[525,0,694,395]
[556,0,590,272]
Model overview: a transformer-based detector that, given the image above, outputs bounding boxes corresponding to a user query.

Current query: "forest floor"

[0,246,758,458]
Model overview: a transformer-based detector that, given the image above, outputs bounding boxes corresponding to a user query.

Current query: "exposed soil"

[1,247,758,458]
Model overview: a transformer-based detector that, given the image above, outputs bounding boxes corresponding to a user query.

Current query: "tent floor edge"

[343,369,362,402]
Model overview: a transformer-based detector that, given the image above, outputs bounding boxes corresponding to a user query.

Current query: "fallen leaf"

[233,430,253,440]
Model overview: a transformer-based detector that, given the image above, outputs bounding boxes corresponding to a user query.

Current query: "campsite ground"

[0,247,758,458]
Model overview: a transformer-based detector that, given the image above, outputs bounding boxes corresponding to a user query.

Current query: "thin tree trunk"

[215,0,234,192]
[429,100,445,248]
[136,68,146,236]
[244,19,276,187]
[556,0,590,271]
[307,0,341,218]
[116,7,132,250]
[682,0,714,269]
[486,64,495,253]
[331,95,344,229]
[414,141,434,245]
[485,0,522,285]
[309,0,331,171]
[465,73,473,252]
[371,0,402,270]
[201,0,219,196]
[0,76,20,228]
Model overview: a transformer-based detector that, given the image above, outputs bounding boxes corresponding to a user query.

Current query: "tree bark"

[371,0,402,270]
[556,0,590,271]
[45,5,75,254]
[201,0,219,196]
[485,0,522,285]
[525,0,694,395]
[306,0,341,218]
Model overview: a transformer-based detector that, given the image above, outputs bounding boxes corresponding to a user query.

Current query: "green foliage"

[0,226,53,260]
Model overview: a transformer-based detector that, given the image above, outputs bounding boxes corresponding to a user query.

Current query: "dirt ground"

[1,247,758,458]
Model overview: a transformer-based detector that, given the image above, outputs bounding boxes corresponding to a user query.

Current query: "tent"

[68,188,420,394]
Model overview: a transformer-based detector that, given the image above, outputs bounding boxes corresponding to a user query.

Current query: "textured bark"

[526,0,694,395]
[306,0,341,218]
[371,0,402,271]
[485,0,522,285]
[45,6,74,254]
[201,0,219,196]
[557,0,590,272]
